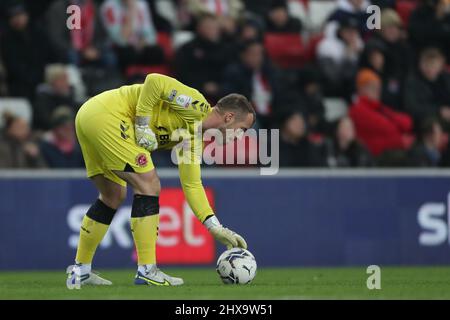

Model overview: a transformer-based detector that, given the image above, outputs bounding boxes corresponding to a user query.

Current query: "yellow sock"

[131,214,159,265]
[75,215,109,264]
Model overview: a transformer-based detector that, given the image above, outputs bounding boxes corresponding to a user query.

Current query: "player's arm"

[177,138,247,249]
[134,73,165,151]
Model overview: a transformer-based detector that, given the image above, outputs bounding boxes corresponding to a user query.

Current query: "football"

[216,248,257,284]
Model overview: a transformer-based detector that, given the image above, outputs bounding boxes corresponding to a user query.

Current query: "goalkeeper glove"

[204,215,247,250]
[135,123,158,151]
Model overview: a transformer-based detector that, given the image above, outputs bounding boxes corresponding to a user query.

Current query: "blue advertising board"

[0,170,449,270]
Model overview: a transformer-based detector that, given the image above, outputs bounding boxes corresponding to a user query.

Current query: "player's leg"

[113,170,184,286]
[68,105,127,289]
[67,175,127,289]
[75,175,126,269]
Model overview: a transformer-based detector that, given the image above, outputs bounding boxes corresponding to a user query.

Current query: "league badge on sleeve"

[176,95,192,108]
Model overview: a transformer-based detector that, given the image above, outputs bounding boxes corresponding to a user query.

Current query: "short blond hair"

[380,9,402,28]
[45,64,67,84]
[217,93,256,125]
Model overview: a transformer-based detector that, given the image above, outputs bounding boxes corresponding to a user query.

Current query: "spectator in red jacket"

[349,68,414,156]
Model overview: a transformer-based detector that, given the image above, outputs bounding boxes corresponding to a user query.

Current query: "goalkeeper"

[67,73,255,289]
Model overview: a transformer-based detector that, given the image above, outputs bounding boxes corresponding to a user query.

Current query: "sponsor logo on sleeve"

[135,153,148,167]
[168,89,177,102]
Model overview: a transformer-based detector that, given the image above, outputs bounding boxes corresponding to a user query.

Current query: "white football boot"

[134,264,184,286]
[66,264,112,289]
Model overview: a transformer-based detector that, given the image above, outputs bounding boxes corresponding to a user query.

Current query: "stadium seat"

[125,64,172,80]
[438,131,449,152]
[323,97,348,122]
[264,33,305,69]
[154,0,177,27]
[173,31,195,50]
[0,98,32,128]
[303,33,323,62]
[396,0,419,27]
[157,32,174,61]
[287,0,309,27]
[307,0,338,32]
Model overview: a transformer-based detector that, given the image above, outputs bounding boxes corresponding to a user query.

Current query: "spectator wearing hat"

[409,0,450,63]
[359,40,403,110]
[364,8,412,110]
[39,106,84,168]
[0,112,47,168]
[265,0,302,33]
[317,16,364,100]
[349,68,414,156]
[404,47,450,130]
[33,64,77,131]
[0,2,56,99]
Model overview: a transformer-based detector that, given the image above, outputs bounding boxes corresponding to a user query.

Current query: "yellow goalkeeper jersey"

[76,73,214,222]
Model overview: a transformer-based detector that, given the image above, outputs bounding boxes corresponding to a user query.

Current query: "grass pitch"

[0,266,449,300]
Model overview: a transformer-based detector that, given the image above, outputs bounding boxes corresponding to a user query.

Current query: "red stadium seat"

[125,64,172,79]
[303,33,323,62]
[264,33,305,69]
[125,33,173,80]
[157,32,174,61]
[396,0,419,27]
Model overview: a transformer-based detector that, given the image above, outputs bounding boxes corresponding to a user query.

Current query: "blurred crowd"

[0,0,450,169]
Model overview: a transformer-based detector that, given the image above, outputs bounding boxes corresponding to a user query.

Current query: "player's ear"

[224,111,235,123]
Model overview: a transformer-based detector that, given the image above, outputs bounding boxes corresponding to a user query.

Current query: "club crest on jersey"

[176,94,192,108]
[135,153,148,167]
[168,89,177,102]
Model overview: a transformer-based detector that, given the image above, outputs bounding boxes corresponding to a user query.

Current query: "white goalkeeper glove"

[204,215,247,250]
[135,119,158,152]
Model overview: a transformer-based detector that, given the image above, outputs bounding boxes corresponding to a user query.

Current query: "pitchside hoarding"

[0,170,450,270]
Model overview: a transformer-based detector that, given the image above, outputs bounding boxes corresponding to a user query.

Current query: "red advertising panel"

[154,188,215,264]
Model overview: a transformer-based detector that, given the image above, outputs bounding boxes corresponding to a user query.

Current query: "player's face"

[217,112,254,145]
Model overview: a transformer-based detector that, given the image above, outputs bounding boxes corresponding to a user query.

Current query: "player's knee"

[148,174,161,196]
[135,171,161,196]
[100,188,126,209]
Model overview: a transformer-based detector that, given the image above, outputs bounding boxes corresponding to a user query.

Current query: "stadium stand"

[1,0,450,168]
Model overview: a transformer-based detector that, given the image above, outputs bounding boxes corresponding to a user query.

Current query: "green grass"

[0,266,450,299]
